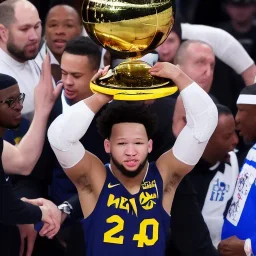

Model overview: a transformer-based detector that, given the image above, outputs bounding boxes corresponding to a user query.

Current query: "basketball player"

[48,62,218,255]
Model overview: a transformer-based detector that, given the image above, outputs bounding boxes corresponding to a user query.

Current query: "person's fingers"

[102,65,110,75]
[22,198,44,206]
[91,66,111,81]
[42,54,51,83]
[45,228,58,239]
[53,82,63,99]
[149,66,161,73]
[26,231,37,256]
[40,217,56,237]
[19,236,25,256]
[39,222,50,236]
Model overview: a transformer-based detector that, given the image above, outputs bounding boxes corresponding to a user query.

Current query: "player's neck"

[111,163,149,195]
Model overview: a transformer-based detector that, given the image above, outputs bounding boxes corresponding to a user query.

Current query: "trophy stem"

[99,60,172,89]
[90,60,178,101]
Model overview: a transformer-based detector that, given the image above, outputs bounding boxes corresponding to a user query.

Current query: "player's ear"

[104,139,110,153]
[148,139,153,153]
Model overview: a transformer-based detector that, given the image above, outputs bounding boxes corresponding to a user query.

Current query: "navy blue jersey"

[81,162,171,255]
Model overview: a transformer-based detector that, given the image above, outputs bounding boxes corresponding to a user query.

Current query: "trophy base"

[91,60,178,100]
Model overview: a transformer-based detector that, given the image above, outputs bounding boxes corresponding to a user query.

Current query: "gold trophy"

[82,0,177,100]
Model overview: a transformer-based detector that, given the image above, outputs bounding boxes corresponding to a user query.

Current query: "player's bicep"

[64,149,106,192]
[156,148,193,188]
[2,141,25,175]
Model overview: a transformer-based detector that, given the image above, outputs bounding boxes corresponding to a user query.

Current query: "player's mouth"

[124,159,138,168]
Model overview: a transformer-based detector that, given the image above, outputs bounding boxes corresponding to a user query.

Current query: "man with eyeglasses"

[0,55,63,256]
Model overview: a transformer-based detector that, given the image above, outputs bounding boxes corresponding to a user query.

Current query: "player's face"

[0,85,23,129]
[104,123,153,177]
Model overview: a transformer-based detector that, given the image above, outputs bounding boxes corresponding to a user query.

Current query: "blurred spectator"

[218,0,256,62]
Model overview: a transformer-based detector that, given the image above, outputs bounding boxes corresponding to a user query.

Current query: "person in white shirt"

[0,0,42,121]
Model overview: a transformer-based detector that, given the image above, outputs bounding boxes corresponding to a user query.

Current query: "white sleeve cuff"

[244,238,253,256]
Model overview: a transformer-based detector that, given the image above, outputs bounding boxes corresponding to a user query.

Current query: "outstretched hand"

[34,54,63,117]
[22,197,61,239]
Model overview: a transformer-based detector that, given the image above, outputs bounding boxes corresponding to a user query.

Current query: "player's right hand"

[90,65,113,103]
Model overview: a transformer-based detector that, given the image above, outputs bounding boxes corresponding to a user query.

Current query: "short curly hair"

[97,101,158,139]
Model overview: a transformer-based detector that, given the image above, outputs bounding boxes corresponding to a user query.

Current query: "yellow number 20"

[103,215,124,244]
[103,216,159,247]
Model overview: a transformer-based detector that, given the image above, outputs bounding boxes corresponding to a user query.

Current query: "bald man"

[0,0,43,121]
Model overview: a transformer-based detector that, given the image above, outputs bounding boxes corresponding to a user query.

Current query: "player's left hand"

[149,62,182,81]
[218,236,246,256]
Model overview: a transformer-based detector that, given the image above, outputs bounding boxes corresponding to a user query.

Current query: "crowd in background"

[1,0,256,255]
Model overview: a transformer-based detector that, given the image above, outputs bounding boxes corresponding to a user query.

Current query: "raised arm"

[181,23,256,86]
[2,55,62,175]
[150,62,218,180]
[48,68,112,189]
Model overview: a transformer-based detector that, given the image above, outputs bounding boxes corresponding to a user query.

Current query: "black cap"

[0,73,18,90]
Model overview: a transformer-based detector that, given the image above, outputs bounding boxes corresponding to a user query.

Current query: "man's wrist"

[58,201,73,215]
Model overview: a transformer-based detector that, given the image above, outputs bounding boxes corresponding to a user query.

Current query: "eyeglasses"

[0,93,25,109]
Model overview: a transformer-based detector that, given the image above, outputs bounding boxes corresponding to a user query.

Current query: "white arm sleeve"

[48,101,95,169]
[173,83,218,166]
[181,23,254,74]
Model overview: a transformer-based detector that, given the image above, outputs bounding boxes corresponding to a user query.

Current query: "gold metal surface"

[82,0,177,100]
[98,60,172,89]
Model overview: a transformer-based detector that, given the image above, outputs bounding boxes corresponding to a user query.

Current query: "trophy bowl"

[82,0,178,100]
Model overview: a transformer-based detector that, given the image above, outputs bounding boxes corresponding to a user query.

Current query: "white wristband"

[244,239,253,256]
